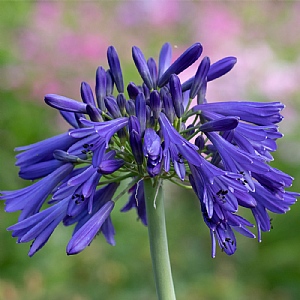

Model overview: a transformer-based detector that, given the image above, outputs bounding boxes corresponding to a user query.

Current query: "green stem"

[168,178,193,190]
[144,178,176,300]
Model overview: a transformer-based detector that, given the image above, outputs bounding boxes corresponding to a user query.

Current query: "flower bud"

[53,150,81,163]
[199,117,239,132]
[128,115,141,135]
[181,57,237,92]
[45,94,87,113]
[158,42,172,79]
[81,82,95,106]
[142,83,150,100]
[158,43,203,87]
[117,93,126,113]
[107,46,124,93]
[106,69,114,96]
[105,96,122,118]
[132,46,153,90]
[207,56,237,81]
[169,74,184,118]
[147,57,158,89]
[129,130,144,165]
[135,93,146,135]
[86,104,103,122]
[195,135,205,151]
[161,88,175,123]
[127,82,140,100]
[149,90,162,119]
[125,100,135,116]
[95,66,106,110]
[189,56,210,99]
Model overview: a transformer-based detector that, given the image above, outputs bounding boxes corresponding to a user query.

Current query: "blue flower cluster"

[1,42,298,257]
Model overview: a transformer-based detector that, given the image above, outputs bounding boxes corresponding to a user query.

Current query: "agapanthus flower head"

[1,41,298,257]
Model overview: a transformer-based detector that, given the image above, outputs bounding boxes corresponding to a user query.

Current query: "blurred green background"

[1,2,300,300]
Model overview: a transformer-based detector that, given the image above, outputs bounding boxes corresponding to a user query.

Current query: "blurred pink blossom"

[1,1,299,127]
[192,3,242,54]
[116,0,181,27]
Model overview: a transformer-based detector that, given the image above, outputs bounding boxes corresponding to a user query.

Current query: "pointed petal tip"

[158,42,203,87]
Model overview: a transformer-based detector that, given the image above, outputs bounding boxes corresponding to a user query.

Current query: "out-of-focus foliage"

[1,2,300,300]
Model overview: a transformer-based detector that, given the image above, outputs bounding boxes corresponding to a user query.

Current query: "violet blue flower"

[1,42,298,258]
[67,200,115,255]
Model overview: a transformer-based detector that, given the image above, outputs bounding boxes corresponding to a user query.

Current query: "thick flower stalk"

[1,42,299,296]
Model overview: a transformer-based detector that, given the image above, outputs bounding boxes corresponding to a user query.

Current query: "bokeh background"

[1,2,300,300]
